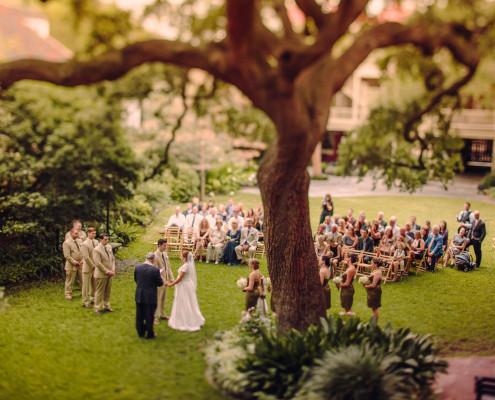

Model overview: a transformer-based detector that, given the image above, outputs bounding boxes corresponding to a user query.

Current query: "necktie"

[73,239,79,251]
[162,253,166,263]
[192,215,196,226]
[245,229,250,245]
[92,240,96,248]
[104,246,110,259]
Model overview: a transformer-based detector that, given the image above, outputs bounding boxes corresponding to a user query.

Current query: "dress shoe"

[82,304,92,309]
[154,320,159,325]
[160,316,170,320]
[104,308,115,312]
[95,310,103,315]
[66,296,73,301]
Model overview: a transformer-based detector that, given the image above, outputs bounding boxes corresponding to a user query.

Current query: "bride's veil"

[186,252,198,289]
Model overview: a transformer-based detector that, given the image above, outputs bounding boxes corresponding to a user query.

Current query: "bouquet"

[237,277,248,289]
[332,277,343,285]
[359,276,370,285]
[226,236,231,240]
[264,277,271,287]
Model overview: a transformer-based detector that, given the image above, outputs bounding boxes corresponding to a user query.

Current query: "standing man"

[154,239,174,324]
[81,228,98,309]
[65,219,87,285]
[135,253,164,339]
[467,210,486,268]
[92,233,115,315]
[62,229,84,301]
[235,219,259,265]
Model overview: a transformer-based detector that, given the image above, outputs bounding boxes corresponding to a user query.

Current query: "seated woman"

[220,220,241,265]
[326,239,340,275]
[336,252,357,316]
[370,221,382,248]
[313,223,326,241]
[379,227,395,255]
[253,212,263,240]
[338,218,347,234]
[421,226,430,242]
[354,221,364,237]
[246,208,255,219]
[217,204,228,221]
[364,257,383,322]
[194,219,210,262]
[410,231,425,260]
[443,227,468,267]
[342,226,358,250]
[314,235,327,260]
[206,219,226,264]
[319,256,332,310]
[439,220,449,249]
[391,237,410,282]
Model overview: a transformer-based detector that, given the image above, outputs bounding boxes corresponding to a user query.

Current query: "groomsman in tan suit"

[81,228,98,308]
[154,239,174,323]
[92,233,116,315]
[235,219,259,264]
[65,220,87,285]
[62,229,84,300]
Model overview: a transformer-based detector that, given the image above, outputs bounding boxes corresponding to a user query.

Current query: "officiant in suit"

[235,219,259,264]
[135,253,164,339]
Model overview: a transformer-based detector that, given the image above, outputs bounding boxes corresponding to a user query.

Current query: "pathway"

[241,173,495,203]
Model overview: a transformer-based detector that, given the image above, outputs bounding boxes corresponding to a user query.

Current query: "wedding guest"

[347,209,356,224]
[342,226,358,249]
[421,226,430,242]
[228,207,245,230]
[225,198,235,217]
[377,211,387,229]
[336,253,357,316]
[253,212,263,236]
[167,206,186,230]
[326,224,343,246]
[425,225,444,272]
[319,256,332,310]
[134,252,164,339]
[206,207,219,228]
[319,193,334,224]
[242,258,262,311]
[337,219,346,234]
[387,216,400,237]
[405,223,415,239]
[410,216,421,232]
[217,204,228,221]
[193,219,210,262]
[364,257,383,322]
[62,228,84,301]
[391,237,409,281]
[81,228,98,308]
[456,202,474,232]
[221,220,241,265]
[328,238,342,274]
[370,221,382,247]
[439,220,449,248]
[167,251,205,332]
[200,202,209,217]
[424,220,432,233]
[467,210,486,268]
[246,208,255,219]
[398,227,413,246]
[315,235,327,260]
[237,203,245,217]
[184,206,203,230]
[92,233,116,314]
[356,228,374,262]
[443,227,468,267]
[379,227,395,255]
[192,197,200,208]
[235,219,259,265]
[313,223,326,241]
[323,215,332,233]
[154,239,174,323]
[208,199,215,210]
[207,220,226,264]
[410,231,425,260]
[331,214,340,226]
[183,202,193,216]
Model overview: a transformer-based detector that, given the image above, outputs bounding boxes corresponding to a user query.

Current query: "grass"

[1,193,494,399]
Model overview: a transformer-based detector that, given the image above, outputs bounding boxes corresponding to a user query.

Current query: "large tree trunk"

[258,99,326,332]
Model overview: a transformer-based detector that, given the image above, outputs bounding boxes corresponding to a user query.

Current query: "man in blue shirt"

[425,225,444,272]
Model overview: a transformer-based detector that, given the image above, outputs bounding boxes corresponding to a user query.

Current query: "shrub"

[479,173,495,190]
[206,315,447,400]
[102,217,142,246]
[169,168,201,203]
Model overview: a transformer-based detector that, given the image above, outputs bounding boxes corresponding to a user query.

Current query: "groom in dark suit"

[134,253,164,339]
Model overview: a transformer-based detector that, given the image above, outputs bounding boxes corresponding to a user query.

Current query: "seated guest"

[192,197,200,209]
[235,219,259,265]
[410,216,421,232]
[208,199,215,210]
[410,231,425,260]
[325,224,343,246]
[206,207,219,228]
[315,235,328,260]
[397,227,413,246]
[166,206,186,230]
[237,203,245,217]
[332,214,340,226]
[327,239,341,275]
[253,212,263,237]
[342,226,358,249]
[193,219,210,262]
[354,221,364,237]
[221,220,241,265]
[313,223,326,241]
[439,220,449,249]
[357,212,368,228]
[425,225,444,272]
[421,226,430,242]
[206,220,226,264]
[404,223,415,239]
[246,208,255,219]
[337,219,347,234]
[424,220,432,233]
[217,204,228,221]
[391,237,410,282]
[228,207,245,231]
[256,203,264,221]
[200,202,209,217]
[356,229,374,263]
[370,221,382,248]
[387,216,400,237]
[225,198,235,218]
[379,227,395,255]
[347,209,357,224]
[184,206,203,230]
[443,227,468,267]
[323,215,332,234]
[377,211,387,229]
[183,202,193,216]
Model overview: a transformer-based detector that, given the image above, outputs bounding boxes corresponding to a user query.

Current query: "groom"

[134,253,164,339]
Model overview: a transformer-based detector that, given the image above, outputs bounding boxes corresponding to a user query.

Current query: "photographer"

[319,193,334,224]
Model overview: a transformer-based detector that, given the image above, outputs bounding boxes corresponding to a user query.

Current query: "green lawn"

[1,194,494,400]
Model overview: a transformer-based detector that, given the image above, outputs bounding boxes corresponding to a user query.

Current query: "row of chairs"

[153,226,266,259]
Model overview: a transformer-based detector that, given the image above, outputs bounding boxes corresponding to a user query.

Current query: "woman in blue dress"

[220,220,241,265]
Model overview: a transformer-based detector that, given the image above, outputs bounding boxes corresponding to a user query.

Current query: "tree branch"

[0,40,227,90]
[274,0,298,41]
[294,0,326,29]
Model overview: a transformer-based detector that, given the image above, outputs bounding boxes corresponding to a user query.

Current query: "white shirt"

[228,216,244,231]
[185,213,204,230]
[167,213,186,228]
[206,214,219,229]
[387,225,400,237]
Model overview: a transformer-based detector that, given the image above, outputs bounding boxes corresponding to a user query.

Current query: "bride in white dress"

[167,251,205,332]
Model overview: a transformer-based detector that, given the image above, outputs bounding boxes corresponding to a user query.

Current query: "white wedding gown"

[168,256,205,332]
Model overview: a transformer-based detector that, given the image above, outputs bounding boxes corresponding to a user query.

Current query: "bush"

[205,314,447,400]
[479,173,495,190]
[205,163,258,195]
[169,168,201,203]
[102,217,142,247]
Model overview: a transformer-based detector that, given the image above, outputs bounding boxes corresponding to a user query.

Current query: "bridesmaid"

[336,252,357,316]
[242,259,261,311]
[319,256,332,310]
[364,257,383,322]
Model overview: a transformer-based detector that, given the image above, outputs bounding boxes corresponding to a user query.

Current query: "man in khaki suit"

[81,228,98,308]
[235,219,259,265]
[154,239,174,323]
[63,229,84,300]
[65,220,87,285]
[92,233,115,315]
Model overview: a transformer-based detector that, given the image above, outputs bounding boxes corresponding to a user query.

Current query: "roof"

[0,4,72,62]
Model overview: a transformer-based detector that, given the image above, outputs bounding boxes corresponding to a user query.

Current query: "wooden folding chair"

[409,252,427,275]
[164,226,182,256]
[180,227,196,254]
[378,254,395,284]
[356,251,374,277]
